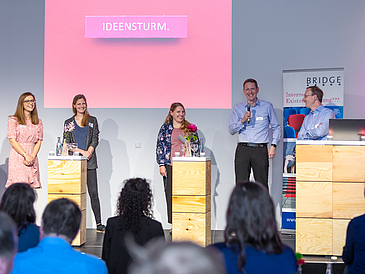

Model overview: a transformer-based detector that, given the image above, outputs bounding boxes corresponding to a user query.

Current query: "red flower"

[187,124,197,133]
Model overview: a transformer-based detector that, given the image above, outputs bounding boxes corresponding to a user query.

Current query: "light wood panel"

[47,194,87,211]
[333,146,365,182]
[333,219,350,256]
[172,212,211,246]
[173,162,211,196]
[333,183,365,218]
[296,145,332,181]
[48,158,87,246]
[72,209,86,246]
[48,160,87,194]
[172,195,210,213]
[296,182,332,218]
[296,218,333,255]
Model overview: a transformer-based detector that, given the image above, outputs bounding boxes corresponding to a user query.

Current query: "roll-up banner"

[281,68,344,231]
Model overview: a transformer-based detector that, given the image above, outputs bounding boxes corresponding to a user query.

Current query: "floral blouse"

[156,122,174,166]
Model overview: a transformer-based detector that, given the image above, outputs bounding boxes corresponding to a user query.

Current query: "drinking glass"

[179,144,185,157]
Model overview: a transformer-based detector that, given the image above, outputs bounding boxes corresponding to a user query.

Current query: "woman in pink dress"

[6,92,43,188]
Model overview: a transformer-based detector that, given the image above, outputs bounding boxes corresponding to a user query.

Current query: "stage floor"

[74,229,345,274]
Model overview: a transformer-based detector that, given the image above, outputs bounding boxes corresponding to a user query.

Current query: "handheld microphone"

[247,103,251,124]
[177,135,187,143]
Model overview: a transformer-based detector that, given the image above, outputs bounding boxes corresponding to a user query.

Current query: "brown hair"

[307,86,324,103]
[243,78,258,89]
[164,102,190,134]
[72,94,90,127]
[12,92,39,125]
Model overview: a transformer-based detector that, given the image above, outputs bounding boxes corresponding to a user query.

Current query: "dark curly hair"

[0,183,36,236]
[117,178,153,233]
[225,182,283,272]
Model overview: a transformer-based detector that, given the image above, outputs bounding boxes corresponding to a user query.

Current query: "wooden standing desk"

[47,155,87,246]
[296,140,365,255]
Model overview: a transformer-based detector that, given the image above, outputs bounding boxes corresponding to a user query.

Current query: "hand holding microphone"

[241,103,251,124]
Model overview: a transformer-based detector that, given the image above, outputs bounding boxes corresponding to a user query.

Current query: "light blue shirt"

[229,99,281,145]
[12,237,108,274]
[297,104,335,140]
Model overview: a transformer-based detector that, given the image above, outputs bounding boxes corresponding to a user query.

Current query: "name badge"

[256,117,264,121]
[20,125,27,128]
[89,122,93,128]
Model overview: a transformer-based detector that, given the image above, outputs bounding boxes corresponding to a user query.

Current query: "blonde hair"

[12,92,39,125]
[164,102,190,134]
[72,94,90,127]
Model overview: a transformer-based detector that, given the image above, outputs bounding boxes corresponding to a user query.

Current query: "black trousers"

[234,144,269,189]
[87,169,102,225]
[163,165,172,224]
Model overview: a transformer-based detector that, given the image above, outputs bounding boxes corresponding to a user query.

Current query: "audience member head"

[225,182,283,270]
[0,212,18,274]
[0,183,36,235]
[117,178,153,233]
[41,198,81,243]
[128,239,226,274]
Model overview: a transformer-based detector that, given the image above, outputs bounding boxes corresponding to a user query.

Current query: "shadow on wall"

[0,138,11,197]
[197,130,220,230]
[97,118,130,223]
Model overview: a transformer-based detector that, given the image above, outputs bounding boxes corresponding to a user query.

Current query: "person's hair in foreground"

[42,198,81,242]
[225,182,283,270]
[117,178,153,233]
[128,239,226,274]
[0,212,17,274]
[0,183,36,235]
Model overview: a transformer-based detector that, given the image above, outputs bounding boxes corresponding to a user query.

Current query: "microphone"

[177,135,187,143]
[247,103,251,124]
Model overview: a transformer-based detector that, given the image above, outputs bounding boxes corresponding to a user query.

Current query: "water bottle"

[56,137,62,156]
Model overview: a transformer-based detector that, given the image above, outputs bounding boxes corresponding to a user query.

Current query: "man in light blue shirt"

[12,198,107,274]
[297,86,335,140]
[229,78,281,188]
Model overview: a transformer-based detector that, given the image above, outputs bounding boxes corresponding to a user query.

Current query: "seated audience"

[102,178,164,274]
[211,182,297,274]
[342,206,365,272]
[0,183,39,252]
[11,198,107,274]
[0,212,18,274]
[128,240,227,274]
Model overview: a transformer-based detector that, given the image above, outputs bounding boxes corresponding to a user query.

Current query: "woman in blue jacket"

[156,102,197,224]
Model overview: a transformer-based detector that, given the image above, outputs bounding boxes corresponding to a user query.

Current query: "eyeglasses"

[24,100,36,104]
[303,94,314,98]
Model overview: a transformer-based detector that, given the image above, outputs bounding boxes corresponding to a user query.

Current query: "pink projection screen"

[44,1,232,109]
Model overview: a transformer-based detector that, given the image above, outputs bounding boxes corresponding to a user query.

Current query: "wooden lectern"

[296,140,365,255]
[172,157,211,246]
[47,155,87,246]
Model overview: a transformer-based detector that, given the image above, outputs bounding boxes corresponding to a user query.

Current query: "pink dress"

[6,117,43,188]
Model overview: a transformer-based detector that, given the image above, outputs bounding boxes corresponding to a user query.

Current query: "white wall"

[1,0,365,230]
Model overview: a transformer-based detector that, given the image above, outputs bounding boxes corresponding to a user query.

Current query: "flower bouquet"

[184,124,198,157]
[62,121,75,156]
